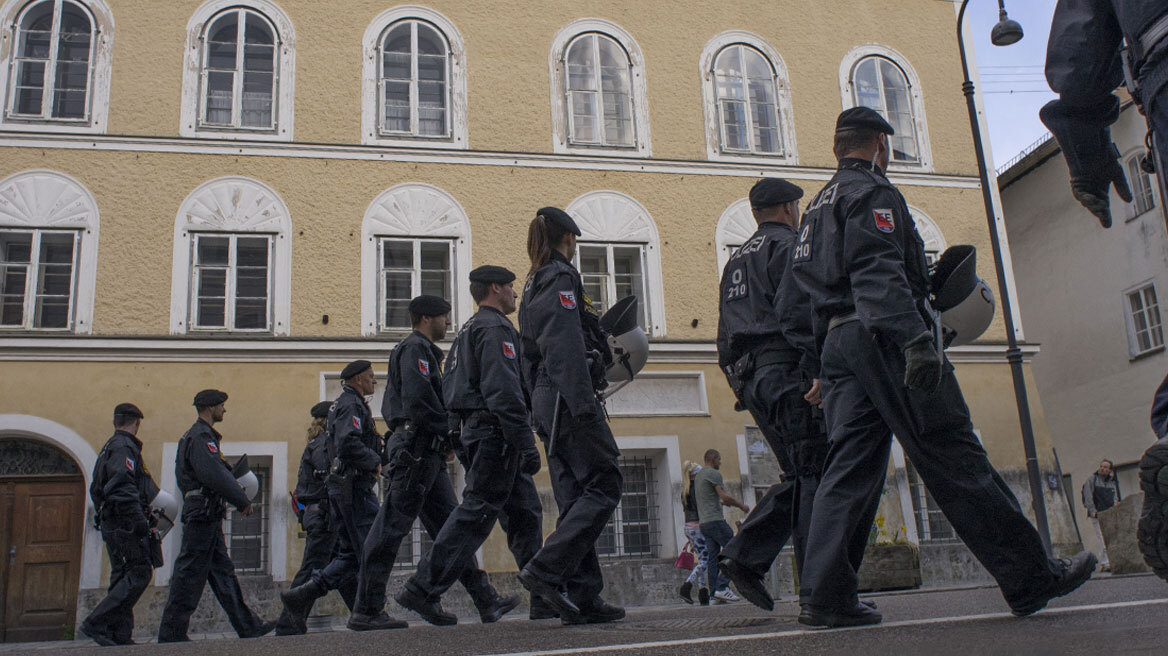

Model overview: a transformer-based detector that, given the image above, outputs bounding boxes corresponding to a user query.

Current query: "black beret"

[193,389,228,408]
[408,294,451,317]
[749,178,804,209]
[469,265,516,285]
[836,106,895,135]
[340,359,372,380]
[113,403,143,419]
[537,206,581,237]
[310,401,332,419]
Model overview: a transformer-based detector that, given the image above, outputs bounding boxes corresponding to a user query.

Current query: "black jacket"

[294,433,330,503]
[328,385,383,486]
[383,330,448,438]
[175,419,250,517]
[90,430,158,529]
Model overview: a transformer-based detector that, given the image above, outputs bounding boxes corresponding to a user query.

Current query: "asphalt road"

[10,574,1167,655]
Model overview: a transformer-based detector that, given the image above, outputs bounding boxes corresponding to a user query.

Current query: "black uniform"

[274,431,354,634]
[405,307,544,600]
[82,431,158,645]
[158,420,267,642]
[518,250,623,608]
[790,158,1063,613]
[352,331,496,617]
[715,220,831,587]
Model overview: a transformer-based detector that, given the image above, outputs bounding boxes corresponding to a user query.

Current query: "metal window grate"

[597,455,660,559]
[905,460,957,542]
[226,466,269,574]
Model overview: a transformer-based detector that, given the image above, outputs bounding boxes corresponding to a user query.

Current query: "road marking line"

[478,598,1168,656]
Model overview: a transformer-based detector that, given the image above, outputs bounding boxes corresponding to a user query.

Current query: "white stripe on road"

[478,598,1168,656]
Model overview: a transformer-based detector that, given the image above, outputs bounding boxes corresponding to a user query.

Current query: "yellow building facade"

[0,0,1079,639]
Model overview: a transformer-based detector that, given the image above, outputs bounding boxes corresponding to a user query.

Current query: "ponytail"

[526,213,569,278]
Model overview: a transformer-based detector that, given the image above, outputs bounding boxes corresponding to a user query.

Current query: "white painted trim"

[169,176,293,336]
[565,190,666,336]
[908,205,946,255]
[838,44,934,174]
[714,197,755,275]
[0,133,983,189]
[360,5,467,149]
[888,441,920,545]
[612,435,682,558]
[360,182,472,336]
[0,169,99,334]
[0,0,114,134]
[156,438,289,584]
[699,31,797,165]
[180,0,296,141]
[548,18,651,158]
[734,431,755,508]
[0,414,102,589]
[604,370,709,417]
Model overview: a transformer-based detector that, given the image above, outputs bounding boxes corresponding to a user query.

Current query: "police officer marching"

[515,207,625,625]
[401,266,544,621]
[274,401,355,635]
[281,360,396,630]
[158,390,274,642]
[789,107,1097,628]
[79,403,161,646]
[714,178,835,613]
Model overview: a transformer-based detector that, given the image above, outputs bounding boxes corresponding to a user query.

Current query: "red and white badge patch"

[559,291,577,309]
[502,341,517,359]
[418,359,431,376]
[125,457,135,471]
[352,415,362,430]
[873,208,895,233]
[206,441,218,454]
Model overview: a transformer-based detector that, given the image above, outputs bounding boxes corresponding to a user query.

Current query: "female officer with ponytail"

[515,206,625,625]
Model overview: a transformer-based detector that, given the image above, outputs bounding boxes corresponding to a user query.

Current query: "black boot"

[347,611,408,631]
[241,619,276,639]
[678,581,694,604]
[477,593,521,624]
[517,568,579,617]
[529,594,559,620]
[280,579,326,628]
[1009,551,1097,617]
[720,557,773,611]
[562,597,625,625]
[395,587,457,626]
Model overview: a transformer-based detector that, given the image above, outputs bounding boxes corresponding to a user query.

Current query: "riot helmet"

[930,245,995,347]
[232,454,260,502]
[149,489,179,538]
[599,296,649,385]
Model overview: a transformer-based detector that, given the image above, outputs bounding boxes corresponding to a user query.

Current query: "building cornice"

[0,132,983,189]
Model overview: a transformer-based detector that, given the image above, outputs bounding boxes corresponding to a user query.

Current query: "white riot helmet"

[149,489,179,539]
[599,296,649,394]
[930,245,995,347]
[232,454,260,502]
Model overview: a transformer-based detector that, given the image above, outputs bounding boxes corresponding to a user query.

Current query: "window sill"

[555,142,650,158]
[1129,345,1165,362]
[183,127,291,142]
[1125,206,1160,223]
[366,133,466,150]
[0,120,103,135]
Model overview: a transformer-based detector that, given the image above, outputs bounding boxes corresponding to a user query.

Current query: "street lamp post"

[955,0,1053,554]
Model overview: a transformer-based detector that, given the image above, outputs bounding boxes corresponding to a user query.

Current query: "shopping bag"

[673,540,696,570]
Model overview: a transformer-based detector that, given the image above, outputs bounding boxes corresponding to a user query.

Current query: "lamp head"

[991,7,1024,46]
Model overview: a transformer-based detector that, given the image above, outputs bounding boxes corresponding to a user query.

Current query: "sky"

[963,0,1058,171]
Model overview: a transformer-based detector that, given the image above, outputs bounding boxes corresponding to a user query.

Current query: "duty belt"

[753,349,801,368]
[1140,12,1168,63]
[827,312,860,332]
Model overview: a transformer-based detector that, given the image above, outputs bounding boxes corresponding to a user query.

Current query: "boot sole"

[797,610,882,628]
[1011,553,1097,617]
[517,570,580,617]
[1138,440,1168,580]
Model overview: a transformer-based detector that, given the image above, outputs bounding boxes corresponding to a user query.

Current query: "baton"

[547,391,562,459]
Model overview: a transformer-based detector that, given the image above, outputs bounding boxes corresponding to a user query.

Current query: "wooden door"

[0,477,85,643]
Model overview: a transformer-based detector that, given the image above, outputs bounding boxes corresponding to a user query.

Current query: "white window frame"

[0,227,80,330]
[714,197,756,275]
[170,176,291,335]
[1123,280,1165,359]
[361,182,471,336]
[376,236,456,333]
[188,232,274,333]
[180,0,295,141]
[610,436,682,560]
[0,0,112,133]
[908,205,946,264]
[361,6,467,149]
[0,169,98,333]
[195,7,279,132]
[839,44,933,173]
[549,18,651,157]
[575,241,650,329]
[699,31,797,165]
[225,460,270,574]
[565,190,665,336]
[1124,150,1158,220]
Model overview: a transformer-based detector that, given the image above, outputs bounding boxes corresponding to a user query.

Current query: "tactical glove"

[903,332,942,393]
[1071,155,1132,228]
[520,448,542,476]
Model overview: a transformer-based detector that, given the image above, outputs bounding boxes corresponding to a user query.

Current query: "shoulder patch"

[502,341,517,359]
[418,358,431,376]
[206,441,218,454]
[352,415,362,430]
[125,457,135,471]
[873,209,895,233]
[559,291,577,309]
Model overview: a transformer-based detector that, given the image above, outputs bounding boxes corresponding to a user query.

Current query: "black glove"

[903,332,942,393]
[1071,155,1132,228]
[519,448,542,476]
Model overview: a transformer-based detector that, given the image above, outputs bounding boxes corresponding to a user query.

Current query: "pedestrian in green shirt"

[694,449,750,602]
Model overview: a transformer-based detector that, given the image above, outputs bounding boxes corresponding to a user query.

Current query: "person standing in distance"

[158,390,274,642]
[274,401,356,635]
[402,266,542,620]
[790,107,1097,628]
[80,403,157,646]
[516,206,625,625]
[281,361,400,630]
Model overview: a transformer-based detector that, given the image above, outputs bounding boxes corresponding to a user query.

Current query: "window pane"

[241,74,274,127]
[612,246,645,325]
[384,299,410,329]
[383,51,410,81]
[383,23,411,54]
[245,12,274,45]
[418,81,447,136]
[598,38,632,146]
[14,61,46,115]
[578,246,608,274]
[227,466,269,573]
[382,240,413,268]
[569,92,598,143]
[419,242,451,304]
[419,241,449,270]
[853,58,881,110]
[196,236,230,265]
[195,268,227,328]
[720,99,748,151]
[878,60,918,163]
[383,81,411,132]
[384,272,411,299]
[204,71,234,124]
[566,36,596,91]
[244,44,274,73]
[416,24,444,55]
[207,34,237,70]
[0,232,32,327]
[208,14,238,60]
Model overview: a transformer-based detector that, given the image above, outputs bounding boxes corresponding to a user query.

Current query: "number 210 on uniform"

[725,266,749,301]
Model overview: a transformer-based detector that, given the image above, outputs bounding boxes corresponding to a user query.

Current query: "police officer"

[274,401,355,635]
[1042,0,1168,227]
[79,403,157,646]
[789,107,1097,628]
[353,296,511,628]
[281,361,400,630]
[158,390,274,642]
[402,266,543,620]
[516,207,625,625]
[714,178,835,612]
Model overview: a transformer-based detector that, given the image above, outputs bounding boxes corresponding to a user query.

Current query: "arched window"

[714,197,756,273]
[908,206,946,264]
[840,45,932,171]
[549,20,651,156]
[181,1,295,140]
[1,0,113,132]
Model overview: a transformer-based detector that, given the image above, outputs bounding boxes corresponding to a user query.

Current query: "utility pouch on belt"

[147,530,164,568]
